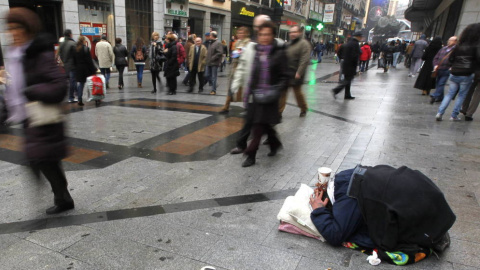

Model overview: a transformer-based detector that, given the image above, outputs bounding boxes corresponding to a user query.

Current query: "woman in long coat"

[5,8,74,214]
[150,31,165,93]
[163,34,180,95]
[415,37,443,95]
[74,36,97,105]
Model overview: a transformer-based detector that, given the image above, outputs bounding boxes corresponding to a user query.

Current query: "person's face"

[195,38,202,46]
[289,27,301,40]
[447,36,457,47]
[258,27,274,46]
[237,30,245,40]
[153,34,159,41]
[205,35,210,40]
[7,23,29,46]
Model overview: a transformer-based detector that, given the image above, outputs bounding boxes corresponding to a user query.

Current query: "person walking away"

[436,23,479,121]
[205,31,223,95]
[241,21,288,167]
[220,40,228,72]
[415,37,443,96]
[182,35,195,86]
[188,37,207,93]
[382,41,395,72]
[316,41,325,63]
[430,36,457,103]
[164,34,180,95]
[359,42,371,72]
[175,34,186,72]
[332,33,363,100]
[392,39,401,68]
[131,38,147,88]
[113,37,128,90]
[371,41,380,60]
[150,32,165,93]
[74,36,97,106]
[409,35,428,77]
[459,24,480,121]
[95,35,114,88]
[279,25,310,117]
[59,29,77,103]
[5,8,74,214]
[405,41,414,67]
[220,27,251,113]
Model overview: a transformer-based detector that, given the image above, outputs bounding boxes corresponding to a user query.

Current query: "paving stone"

[23,225,94,252]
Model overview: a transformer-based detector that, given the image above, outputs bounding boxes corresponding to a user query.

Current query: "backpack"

[135,48,144,61]
[176,43,186,65]
[91,75,104,96]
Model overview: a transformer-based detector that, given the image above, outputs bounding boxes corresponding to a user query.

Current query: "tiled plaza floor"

[0,56,479,269]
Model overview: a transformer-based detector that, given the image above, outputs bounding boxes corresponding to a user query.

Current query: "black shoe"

[429,97,435,104]
[230,147,244,155]
[106,83,110,89]
[187,88,193,93]
[167,92,173,95]
[299,111,306,117]
[151,90,157,94]
[242,156,256,167]
[78,102,84,106]
[460,110,466,115]
[46,202,74,215]
[331,90,337,100]
[345,96,355,100]
[465,116,473,121]
[219,109,229,114]
[199,89,204,93]
[268,148,278,157]
[262,139,270,145]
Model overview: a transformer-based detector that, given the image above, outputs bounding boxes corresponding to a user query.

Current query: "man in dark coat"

[332,32,363,100]
[59,29,77,103]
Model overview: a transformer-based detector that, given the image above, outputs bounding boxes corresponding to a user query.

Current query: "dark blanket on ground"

[348,165,456,252]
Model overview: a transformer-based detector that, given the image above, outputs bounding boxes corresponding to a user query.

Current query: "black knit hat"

[7,7,42,35]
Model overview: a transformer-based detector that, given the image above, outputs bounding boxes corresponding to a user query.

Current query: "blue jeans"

[100,68,110,84]
[205,66,218,92]
[438,74,475,118]
[135,64,144,83]
[68,71,77,101]
[392,52,400,67]
[431,69,450,101]
[360,61,367,72]
[317,52,322,63]
[77,81,85,103]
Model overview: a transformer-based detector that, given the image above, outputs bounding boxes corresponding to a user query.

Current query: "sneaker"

[435,113,443,121]
[411,75,416,78]
[68,99,76,103]
[450,116,462,121]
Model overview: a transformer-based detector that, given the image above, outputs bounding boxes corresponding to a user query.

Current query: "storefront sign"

[81,27,101,36]
[239,7,255,17]
[168,9,187,16]
[280,20,298,26]
[324,4,335,23]
[344,15,352,24]
[309,10,322,21]
[284,0,291,6]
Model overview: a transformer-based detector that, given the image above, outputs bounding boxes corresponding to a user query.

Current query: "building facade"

[188,0,231,43]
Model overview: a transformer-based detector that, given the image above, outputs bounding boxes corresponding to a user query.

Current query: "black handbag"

[253,87,280,104]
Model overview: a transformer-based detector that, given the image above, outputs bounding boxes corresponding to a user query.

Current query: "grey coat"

[411,39,428,58]
[206,39,223,66]
[59,38,76,73]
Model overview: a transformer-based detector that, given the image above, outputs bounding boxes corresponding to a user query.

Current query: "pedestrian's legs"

[198,71,204,91]
[244,123,264,157]
[365,60,370,71]
[204,66,211,87]
[431,70,450,101]
[451,75,475,118]
[30,161,73,206]
[105,68,111,85]
[465,79,480,117]
[409,57,418,74]
[339,59,344,81]
[292,85,308,113]
[117,65,125,87]
[211,66,218,92]
[438,76,458,115]
[265,125,281,151]
[188,69,197,91]
[151,69,159,92]
[68,71,77,101]
[236,115,253,150]
[136,64,144,85]
[279,88,288,114]
[77,81,85,103]
[183,67,190,85]
[317,52,322,63]
[393,52,400,67]
[344,76,353,98]
[360,61,365,72]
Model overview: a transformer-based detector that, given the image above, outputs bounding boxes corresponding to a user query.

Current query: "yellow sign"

[240,7,255,17]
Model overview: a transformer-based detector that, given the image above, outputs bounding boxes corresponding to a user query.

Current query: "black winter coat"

[341,38,361,77]
[23,33,68,162]
[149,41,165,71]
[74,45,97,83]
[414,43,441,91]
[113,44,128,66]
[448,44,479,76]
[163,41,180,78]
[246,41,288,125]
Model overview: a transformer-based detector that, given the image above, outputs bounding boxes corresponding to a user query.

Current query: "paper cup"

[318,167,332,184]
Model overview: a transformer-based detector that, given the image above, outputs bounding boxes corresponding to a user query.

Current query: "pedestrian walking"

[187,37,207,93]
[220,40,228,72]
[59,29,77,103]
[436,23,480,121]
[74,36,97,106]
[150,32,165,94]
[461,73,480,121]
[5,8,74,214]
[204,31,223,95]
[164,34,180,95]
[279,25,310,117]
[316,41,325,63]
[240,21,288,167]
[332,33,363,100]
[359,42,371,72]
[430,36,457,103]
[415,37,443,96]
[95,35,114,88]
[409,35,428,77]
[113,37,128,90]
[392,39,401,68]
[382,41,395,72]
[131,38,147,88]
[182,35,195,86]
[220,27,251,113]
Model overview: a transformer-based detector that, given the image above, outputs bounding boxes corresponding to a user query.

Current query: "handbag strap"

[437,50,452,69]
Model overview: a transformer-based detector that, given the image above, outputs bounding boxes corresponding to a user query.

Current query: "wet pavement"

[0,56,479,269]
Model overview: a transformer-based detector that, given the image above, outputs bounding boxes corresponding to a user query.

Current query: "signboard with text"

[323,4,335,23]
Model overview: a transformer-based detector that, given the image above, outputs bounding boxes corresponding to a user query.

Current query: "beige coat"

[95,40,114,68]
[188,45,207,72]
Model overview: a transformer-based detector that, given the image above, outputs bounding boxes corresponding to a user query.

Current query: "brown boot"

[138,83,142,88]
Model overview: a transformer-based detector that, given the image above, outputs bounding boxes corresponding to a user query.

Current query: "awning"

[404,0,440,32]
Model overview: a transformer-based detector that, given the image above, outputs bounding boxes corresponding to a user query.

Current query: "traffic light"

[316,22,324,31]
[305,25,312,31]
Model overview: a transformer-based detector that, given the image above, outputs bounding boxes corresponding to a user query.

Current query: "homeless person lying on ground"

[309,165,455,265]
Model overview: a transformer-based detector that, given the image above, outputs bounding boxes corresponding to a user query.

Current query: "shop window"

[126,0,153,70]
[78,0,115,47]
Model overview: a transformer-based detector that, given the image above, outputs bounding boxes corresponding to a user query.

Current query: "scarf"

[244,44,273,106]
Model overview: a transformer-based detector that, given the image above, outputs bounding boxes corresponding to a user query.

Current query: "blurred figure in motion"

[5,8,74,214]
[74,36,97,106]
